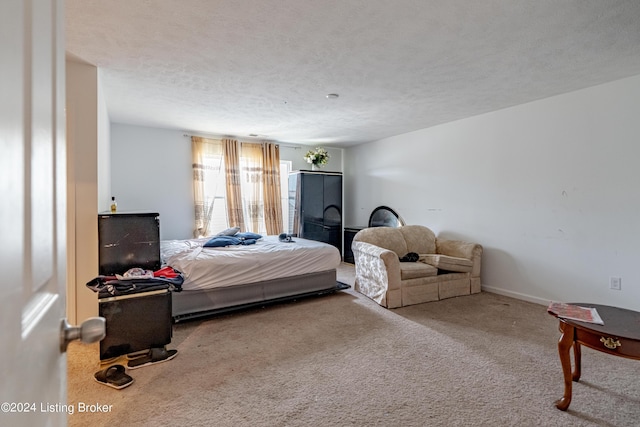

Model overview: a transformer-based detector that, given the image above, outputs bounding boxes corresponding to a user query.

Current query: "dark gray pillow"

[216,226,240,237]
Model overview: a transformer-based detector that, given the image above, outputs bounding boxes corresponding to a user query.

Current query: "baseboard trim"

[481,284,549,306]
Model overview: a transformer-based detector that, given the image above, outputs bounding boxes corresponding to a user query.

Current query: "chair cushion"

[419,254,473,273]
[353,227,408,257]
[400,262,438,280]
[399,225,436,254]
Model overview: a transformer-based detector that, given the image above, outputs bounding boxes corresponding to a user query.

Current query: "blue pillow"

[204,236,241,247]
[236,232,262,240]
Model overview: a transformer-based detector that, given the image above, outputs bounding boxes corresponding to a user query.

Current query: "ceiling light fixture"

[326,93,339,99]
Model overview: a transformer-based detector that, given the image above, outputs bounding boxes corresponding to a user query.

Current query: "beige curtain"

[191,136,223,237]
[239,143,264,233]
[223,139,245,231]
[262,143,283,234]
[193,137,283,236]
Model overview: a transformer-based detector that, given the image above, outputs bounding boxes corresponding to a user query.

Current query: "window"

[193,137,289,236]
[201,150,228,235]
[235,158,289,234]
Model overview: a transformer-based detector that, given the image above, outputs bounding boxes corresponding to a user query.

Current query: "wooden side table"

[549,304,640,410]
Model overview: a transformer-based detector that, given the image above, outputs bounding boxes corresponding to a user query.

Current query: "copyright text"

[1,402,113,415]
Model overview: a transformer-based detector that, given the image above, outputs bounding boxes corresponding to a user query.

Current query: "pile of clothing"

[86,266,184,298]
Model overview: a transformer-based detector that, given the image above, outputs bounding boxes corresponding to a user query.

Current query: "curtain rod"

[182,133,302,149]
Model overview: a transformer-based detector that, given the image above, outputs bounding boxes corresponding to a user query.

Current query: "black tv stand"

[127,346,178,369]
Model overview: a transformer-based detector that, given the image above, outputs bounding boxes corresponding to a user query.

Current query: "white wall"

[344,74,640,311]
[281,145,343,173]
[110,124,193,240]
[110,126,343,239]
[97,69,111,213]
[66,57,111,322]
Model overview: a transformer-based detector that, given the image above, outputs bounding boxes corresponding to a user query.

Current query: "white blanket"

[161,235,341,291]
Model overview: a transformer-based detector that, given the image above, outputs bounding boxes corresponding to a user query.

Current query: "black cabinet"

[98,212,161,275]
[96,211,173,363]
[289,171,342,252]
[343,226,366,264]
[99,289,172,361]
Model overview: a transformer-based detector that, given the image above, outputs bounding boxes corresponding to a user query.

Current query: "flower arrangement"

[304,147,330,167]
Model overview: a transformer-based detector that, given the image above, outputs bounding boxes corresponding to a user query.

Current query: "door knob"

[60,317,106,353]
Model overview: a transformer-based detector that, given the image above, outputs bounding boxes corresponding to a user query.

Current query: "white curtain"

[191,136,225,237]
[240,142,266,233]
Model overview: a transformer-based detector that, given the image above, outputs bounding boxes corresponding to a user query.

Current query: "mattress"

[161,235,341,291]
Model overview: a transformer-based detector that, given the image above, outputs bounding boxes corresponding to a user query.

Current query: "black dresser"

[288,170,342,252]
[343,225,366,264]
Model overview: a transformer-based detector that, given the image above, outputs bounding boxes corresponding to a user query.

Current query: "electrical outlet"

[610,277,622,290]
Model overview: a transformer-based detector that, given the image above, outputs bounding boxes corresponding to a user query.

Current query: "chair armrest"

[352,241,401,304]
[435,239,483,277]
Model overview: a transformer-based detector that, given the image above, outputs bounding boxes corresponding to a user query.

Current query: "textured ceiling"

[65,0,640,147]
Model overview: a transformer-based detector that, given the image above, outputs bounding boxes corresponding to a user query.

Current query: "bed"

[161,235,345,322]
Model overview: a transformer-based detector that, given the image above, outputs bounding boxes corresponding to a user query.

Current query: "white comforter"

[161,235,341,291]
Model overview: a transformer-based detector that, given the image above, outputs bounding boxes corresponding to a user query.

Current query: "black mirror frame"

[368,206,406,228]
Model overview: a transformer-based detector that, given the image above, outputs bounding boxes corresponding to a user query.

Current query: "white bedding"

[161,235,341,291]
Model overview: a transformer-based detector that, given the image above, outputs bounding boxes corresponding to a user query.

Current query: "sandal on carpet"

[94,364,134,389]
[127,347,178,369]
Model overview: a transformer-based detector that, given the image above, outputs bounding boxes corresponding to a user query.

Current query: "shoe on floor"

[94,364,134,389]
[128,347,178,369]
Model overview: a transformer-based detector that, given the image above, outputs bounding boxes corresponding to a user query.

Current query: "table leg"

[556,324,575,411]
[572,342,581,381]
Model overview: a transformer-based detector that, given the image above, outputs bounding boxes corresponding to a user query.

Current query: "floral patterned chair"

[352,225,482,308]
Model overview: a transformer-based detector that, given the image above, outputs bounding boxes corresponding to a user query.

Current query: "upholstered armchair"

[352,225,482,308]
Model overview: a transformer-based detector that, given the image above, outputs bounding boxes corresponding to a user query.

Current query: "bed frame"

[172,269,348,322]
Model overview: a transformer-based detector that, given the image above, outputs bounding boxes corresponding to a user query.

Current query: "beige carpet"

[67,264,640,426]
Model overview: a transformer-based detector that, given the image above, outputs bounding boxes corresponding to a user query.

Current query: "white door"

[1,0,68,425]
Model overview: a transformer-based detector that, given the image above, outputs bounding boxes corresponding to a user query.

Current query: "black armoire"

[288,171,342,251]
